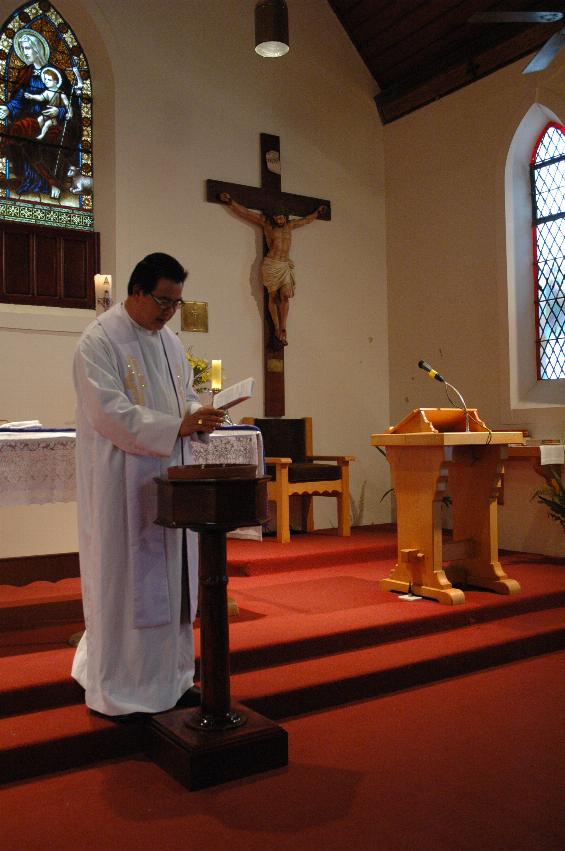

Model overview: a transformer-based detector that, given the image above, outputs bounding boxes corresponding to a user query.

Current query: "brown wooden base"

[0,552,80,586]
[379,576,466,605]
[145,702,288,790]
[465,575,522,595]
[379,563,522,606]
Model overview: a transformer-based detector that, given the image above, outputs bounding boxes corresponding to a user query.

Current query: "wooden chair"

[241,417,354,543]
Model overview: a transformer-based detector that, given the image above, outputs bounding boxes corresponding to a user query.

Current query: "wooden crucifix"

[207,133,331,417]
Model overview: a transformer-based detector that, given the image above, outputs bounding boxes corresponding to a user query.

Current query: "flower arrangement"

[186,349,210,394]
[532,465,565,533]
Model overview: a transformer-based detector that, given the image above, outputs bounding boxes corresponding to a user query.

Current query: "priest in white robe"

[71,253,225,716]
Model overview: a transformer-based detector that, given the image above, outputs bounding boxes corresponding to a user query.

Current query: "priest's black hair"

[127,253,188,295]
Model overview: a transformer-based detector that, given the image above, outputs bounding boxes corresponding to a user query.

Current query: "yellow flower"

[186,349,210,391]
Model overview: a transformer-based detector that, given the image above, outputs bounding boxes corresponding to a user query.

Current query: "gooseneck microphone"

[418,360,470,432]
[418,360,444,383]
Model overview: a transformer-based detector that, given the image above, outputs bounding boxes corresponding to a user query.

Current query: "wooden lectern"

[147,464,288,790]
[372,409,524,605]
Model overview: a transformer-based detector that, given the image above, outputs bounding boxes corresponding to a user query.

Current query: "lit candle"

[94,274,112,315]
[211,359,222,390]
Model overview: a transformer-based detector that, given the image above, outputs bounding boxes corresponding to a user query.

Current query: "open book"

[1,420,43,430]
[212,377,255,411]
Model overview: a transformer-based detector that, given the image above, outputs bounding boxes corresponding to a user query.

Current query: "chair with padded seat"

[241,416,354,543]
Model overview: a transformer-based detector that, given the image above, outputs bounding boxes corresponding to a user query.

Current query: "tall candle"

[211,359,222,390]
[94,274,112,315]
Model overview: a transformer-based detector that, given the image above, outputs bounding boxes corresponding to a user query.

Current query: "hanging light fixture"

[255,0,289,58]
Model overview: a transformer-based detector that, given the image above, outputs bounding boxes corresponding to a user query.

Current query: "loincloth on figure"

[262,257,296,298]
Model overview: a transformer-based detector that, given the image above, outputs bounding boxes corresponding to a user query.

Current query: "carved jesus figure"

[220,192,327,346]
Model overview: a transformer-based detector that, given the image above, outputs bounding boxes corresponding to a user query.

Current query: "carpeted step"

[0,703,143,784]
[0,578,83,632]
[0,621,85,657]
[0,528,560,788]
[227,525,397,575]
[3,573,564,718]
[224,567,565,674]
[1,608,563,785]
[0,647,80,717]
[229,607,565,719]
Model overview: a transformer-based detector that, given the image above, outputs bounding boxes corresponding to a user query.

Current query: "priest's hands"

[179,406,225,437]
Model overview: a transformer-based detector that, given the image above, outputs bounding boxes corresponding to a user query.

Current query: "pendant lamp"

[255,0,289,57]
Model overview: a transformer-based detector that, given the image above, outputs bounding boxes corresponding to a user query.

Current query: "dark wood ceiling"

[327,1,565,123]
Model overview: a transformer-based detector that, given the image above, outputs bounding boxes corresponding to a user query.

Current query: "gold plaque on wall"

[181,301,209,332]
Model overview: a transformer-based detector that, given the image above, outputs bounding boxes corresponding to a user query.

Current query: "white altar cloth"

[0,432,76,506]
[194,427,265,539]
[0,428,264,540]
[193,427,264,473]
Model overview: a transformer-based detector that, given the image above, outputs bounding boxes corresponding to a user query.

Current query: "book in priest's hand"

[211,378,255,411]
[1,420,43,430]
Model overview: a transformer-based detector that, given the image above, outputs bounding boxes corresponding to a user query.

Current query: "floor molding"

[0,552,80,586]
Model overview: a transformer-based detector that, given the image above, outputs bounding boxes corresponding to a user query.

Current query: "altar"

[0,431,77,507]
[0,427,264,538]
[0,426,264,506]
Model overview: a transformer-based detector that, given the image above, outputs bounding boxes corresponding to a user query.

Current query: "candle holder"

[94,274,112,316]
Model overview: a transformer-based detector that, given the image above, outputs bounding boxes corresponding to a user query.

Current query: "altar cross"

[207,133,331,416]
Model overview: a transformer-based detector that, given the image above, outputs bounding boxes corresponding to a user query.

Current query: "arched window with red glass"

[530,122,565,380]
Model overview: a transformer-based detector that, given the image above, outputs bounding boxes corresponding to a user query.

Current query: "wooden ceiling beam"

[375,23,559,124]
[327,1,565,124]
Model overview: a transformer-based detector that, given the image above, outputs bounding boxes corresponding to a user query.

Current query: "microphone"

[418,360,444,382]
[417,359,469,432]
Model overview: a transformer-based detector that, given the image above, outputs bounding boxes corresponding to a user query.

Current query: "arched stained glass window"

[0,1,92,230]
[530,122,565,380]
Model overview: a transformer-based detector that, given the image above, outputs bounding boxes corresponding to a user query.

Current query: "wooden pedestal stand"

[147,465,288,790]
[372,409,524,605]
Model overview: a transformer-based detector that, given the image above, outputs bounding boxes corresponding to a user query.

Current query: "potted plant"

[532,465,565,533]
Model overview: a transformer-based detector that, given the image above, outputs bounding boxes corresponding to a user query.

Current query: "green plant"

[532,465,565,533]
[349,480,367,526]
[380,489,452,508]
[329,480,367,529]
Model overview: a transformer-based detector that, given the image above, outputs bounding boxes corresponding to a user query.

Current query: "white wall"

[384,51,565,556]
[0,0,390,556]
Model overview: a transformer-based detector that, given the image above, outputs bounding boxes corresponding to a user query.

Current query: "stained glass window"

[0,2,92,231]
[530,122,565,380]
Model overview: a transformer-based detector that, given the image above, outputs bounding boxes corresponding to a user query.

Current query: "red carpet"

[227,524,397,575]
[0,525,564,806]
[0,652,563,850]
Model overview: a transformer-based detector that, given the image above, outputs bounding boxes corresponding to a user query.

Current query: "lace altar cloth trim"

[194,431,264,540]
[0,430,264,509]
[0,433,76,506]
[192,434,262,470]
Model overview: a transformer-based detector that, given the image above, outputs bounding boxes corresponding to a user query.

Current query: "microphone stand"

[418,361,470,432]
[444,381,470,432]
